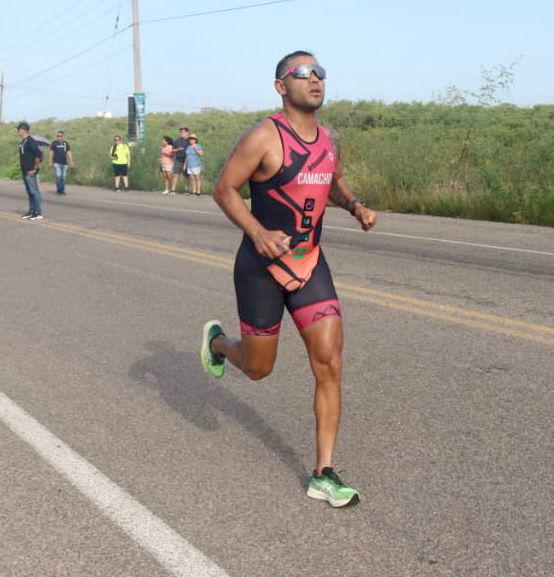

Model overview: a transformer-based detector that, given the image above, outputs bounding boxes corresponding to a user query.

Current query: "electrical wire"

[7,45,132,101]
[8,24,132,89]
[142,0,296,25]
[0,0,89,61]
[4,0,298,116]
[100,1,126,115]
[1,0,117,70]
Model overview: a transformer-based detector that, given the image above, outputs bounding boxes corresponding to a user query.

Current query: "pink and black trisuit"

[235,112,342,336]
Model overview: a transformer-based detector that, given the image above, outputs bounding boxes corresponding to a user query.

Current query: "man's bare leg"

[300,317,343,475]
[211,333,279,381]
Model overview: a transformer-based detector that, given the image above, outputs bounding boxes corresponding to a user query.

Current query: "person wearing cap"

[17,121,44,220]
[171,127,190,193]
[184,134,204,195]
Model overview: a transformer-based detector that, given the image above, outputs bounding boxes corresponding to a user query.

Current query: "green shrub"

[0,102,552,226]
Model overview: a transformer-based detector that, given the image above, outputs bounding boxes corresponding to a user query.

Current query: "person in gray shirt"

[171,127,190,193]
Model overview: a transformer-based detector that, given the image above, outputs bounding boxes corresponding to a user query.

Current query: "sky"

[0,0,553,121]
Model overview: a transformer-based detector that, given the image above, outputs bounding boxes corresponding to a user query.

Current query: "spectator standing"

[48,130,73,195]
[159,136,175,194]
[17,121,44,220]
[171,127,189,193]
[185,134,204,195]
[110,135,131,191]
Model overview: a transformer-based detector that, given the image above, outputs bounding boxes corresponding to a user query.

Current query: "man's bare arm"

[214,121,291,258]
[326,127,377,231]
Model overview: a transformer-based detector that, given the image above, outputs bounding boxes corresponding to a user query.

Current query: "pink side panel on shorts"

[240,320,281,337]
[291,299,341,332]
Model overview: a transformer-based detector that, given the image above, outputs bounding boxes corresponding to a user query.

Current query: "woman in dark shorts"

[109,135,131,191]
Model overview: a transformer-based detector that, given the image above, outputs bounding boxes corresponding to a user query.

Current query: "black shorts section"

[234,238,338,331]
[113,164,128,176]
[172,159,185,174]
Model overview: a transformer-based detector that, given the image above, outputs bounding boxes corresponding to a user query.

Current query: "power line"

[5,0,298,111]
[101,1,127,114]
[8,24,132,89]
[7,45,132,100]
[142,0,296,25]
[1,0,117,70]
[0,0,90,63]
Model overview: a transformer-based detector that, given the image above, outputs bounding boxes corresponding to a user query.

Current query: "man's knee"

[243,362,274,381]
[312,348,342,381]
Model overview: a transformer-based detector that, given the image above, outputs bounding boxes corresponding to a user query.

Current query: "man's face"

[56,133,63,141]
[275,55,325,112]
[17,128,27,138]
[180,130,189,139]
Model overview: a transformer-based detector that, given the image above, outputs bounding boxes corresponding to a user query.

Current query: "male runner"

[200,51,376,507]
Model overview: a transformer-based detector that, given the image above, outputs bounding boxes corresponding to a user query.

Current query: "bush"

[0,102,552,226]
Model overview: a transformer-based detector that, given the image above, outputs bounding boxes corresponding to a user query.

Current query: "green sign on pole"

[133,92,146,142]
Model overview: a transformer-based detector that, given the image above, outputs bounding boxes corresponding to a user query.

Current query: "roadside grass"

[1,101,552,226]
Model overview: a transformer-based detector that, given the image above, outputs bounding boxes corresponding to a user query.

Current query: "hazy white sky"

[1,0,552,121]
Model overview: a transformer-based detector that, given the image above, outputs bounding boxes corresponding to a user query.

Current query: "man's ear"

[274,79,287,96]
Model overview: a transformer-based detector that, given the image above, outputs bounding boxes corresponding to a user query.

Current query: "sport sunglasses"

[278,64,326,80]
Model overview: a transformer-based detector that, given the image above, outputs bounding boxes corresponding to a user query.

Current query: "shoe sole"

[306,487,360,508]
[200,320,225,378]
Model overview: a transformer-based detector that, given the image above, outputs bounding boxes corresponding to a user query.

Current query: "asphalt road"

[1,178,552,577]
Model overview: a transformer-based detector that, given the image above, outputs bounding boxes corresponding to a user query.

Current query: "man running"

[48,130,74,195]
[200,50,376,507]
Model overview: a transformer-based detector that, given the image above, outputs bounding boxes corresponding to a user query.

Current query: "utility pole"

[131,0,142,94]
[130,0,145,141]
[0,72,4,124]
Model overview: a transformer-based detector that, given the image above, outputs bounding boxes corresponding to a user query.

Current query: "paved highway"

[1,179,552,577]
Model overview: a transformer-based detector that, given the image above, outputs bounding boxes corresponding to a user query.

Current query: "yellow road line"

[335,281,554,335]
[1,210,552,346]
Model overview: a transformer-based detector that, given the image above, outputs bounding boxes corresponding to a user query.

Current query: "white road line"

[89,197,219,217]
[325,225,554,257]
[4,188,551,257]
[0,390,229,577]
[72,197,554,257]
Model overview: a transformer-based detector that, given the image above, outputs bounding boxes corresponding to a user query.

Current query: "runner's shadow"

[129,341,308,487]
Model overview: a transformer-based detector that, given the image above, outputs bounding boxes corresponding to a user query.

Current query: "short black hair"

[17,121,30,131]
[179,127,189,131]
[57,130,64,135]
[275,50,314,79]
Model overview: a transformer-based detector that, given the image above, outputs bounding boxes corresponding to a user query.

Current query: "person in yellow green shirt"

[109,135,131,191]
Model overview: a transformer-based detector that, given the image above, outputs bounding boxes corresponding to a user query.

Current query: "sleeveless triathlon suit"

[234,112,341,336]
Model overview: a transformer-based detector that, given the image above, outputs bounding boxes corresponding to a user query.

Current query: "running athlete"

[200,50,376,507]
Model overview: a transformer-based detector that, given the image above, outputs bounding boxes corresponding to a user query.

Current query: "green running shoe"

[200,320,226,378]
[307,467,360,508]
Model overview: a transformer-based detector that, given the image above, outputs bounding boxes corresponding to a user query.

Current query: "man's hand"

[252,228,291,259]
[354,204,377,231]
[26,169,37,176]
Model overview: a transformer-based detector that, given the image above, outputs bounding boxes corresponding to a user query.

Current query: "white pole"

[131,0,142,93]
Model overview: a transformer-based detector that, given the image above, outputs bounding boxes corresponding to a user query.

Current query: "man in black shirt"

[48,130,73,195]
[17,121,44,220]
[171,126,189,193]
